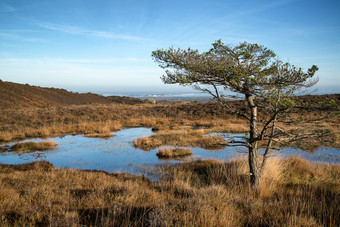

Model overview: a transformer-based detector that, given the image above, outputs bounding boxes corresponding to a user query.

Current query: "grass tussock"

[0,156,338,226]
[134,130,227,150]
[196,134,228,150]
[10,141,57,153]
[84,133,113,138]
[84,124,114,138]
[133,137,162,150]
[156,147,192,158]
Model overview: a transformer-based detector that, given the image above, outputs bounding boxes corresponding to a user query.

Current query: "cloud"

[0,57,161,74]
[246,0,297,15]
[0,32,47,43]
[62,58,148,64]
[216,0,295,23]
[33,22,146,41]
[0,57,151,68]
[0,57,163,87]
[288,26,338,37]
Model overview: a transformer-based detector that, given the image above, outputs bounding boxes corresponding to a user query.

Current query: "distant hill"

[0,80,143,108]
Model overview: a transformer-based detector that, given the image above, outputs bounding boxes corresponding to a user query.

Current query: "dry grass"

[0,156,338,226]
[0,99,337,149]
[0,102,249,143]
[196,134,228,150]
[0,146,6,152]
[9,141,57,153]
[156,147,192,158]
[0,119,122,142]
[0,88,338,225]
[84,124,115,138]
[133,137,162,150]
[84,133,113,138]
[134,130,228,151]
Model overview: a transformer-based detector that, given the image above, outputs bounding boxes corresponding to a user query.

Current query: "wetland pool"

[0,127,339,177]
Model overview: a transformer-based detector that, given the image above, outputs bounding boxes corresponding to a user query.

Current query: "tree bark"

[261,116,277,174]
[246,94,261,191]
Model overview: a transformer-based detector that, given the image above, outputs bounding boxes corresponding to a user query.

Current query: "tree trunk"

[246,94,261,191]
[261,116,277,174]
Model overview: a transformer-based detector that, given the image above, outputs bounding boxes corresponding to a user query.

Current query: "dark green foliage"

[152,40,317,98]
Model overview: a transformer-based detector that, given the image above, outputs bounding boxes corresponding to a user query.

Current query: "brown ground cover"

[0,96,338,150]
[0,83,339,226]
[0,80,142,109]
[0,157,339,226]
[156,147,193,158]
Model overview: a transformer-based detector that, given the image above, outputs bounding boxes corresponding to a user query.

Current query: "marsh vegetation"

[0,92,339,226]
[8,141,57,154]
[0,156,339,226]
[156,147,193,158]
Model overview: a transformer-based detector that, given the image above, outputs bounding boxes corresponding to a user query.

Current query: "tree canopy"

[152,40,318,99]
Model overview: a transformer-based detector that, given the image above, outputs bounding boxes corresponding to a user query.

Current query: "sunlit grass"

[0,102,338,151]
[0,156,338,226]
[84,133,113,138]
[156,147,192,158]
[10,141,57,153]
[134,130,227,150]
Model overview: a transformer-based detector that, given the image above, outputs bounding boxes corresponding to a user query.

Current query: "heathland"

[0,81,339,226]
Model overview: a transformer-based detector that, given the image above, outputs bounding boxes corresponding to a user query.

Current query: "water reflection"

[0,128,339,177]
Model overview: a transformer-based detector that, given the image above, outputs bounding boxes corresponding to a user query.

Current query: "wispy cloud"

[62,57,149,64]
[33,21,146,41]
[0,32,47,43]
[173,0,298,46]
[0,57,154,72]
[0,57,163,87]
[288,26,339,36]
[242,0,297,15]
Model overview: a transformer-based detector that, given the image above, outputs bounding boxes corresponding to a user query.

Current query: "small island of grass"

[10,141,57,154]
[156,147,192,158]
[84,133,113,138]
[134,130,228,151]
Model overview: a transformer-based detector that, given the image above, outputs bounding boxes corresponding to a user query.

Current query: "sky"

[0,0,339,94]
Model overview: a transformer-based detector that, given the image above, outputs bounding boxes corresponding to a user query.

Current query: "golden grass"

[196,134,228,150]
[0,97,338,225]
[10,141,57,153]
[0,156,338,226]
[156,147,192,158]
[0,101,337,150]
[84,133,113,138]
[83,123,115,138]
[133,136,162,150]
[134,130,228,150]
[0,102,249,143]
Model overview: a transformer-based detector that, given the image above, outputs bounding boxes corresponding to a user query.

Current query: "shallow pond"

[0,128,339,177]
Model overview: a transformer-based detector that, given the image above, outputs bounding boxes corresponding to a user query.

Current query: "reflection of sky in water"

[0,128,339,177]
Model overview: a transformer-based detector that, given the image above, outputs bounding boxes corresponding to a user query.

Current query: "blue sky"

[0,0,339,94]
